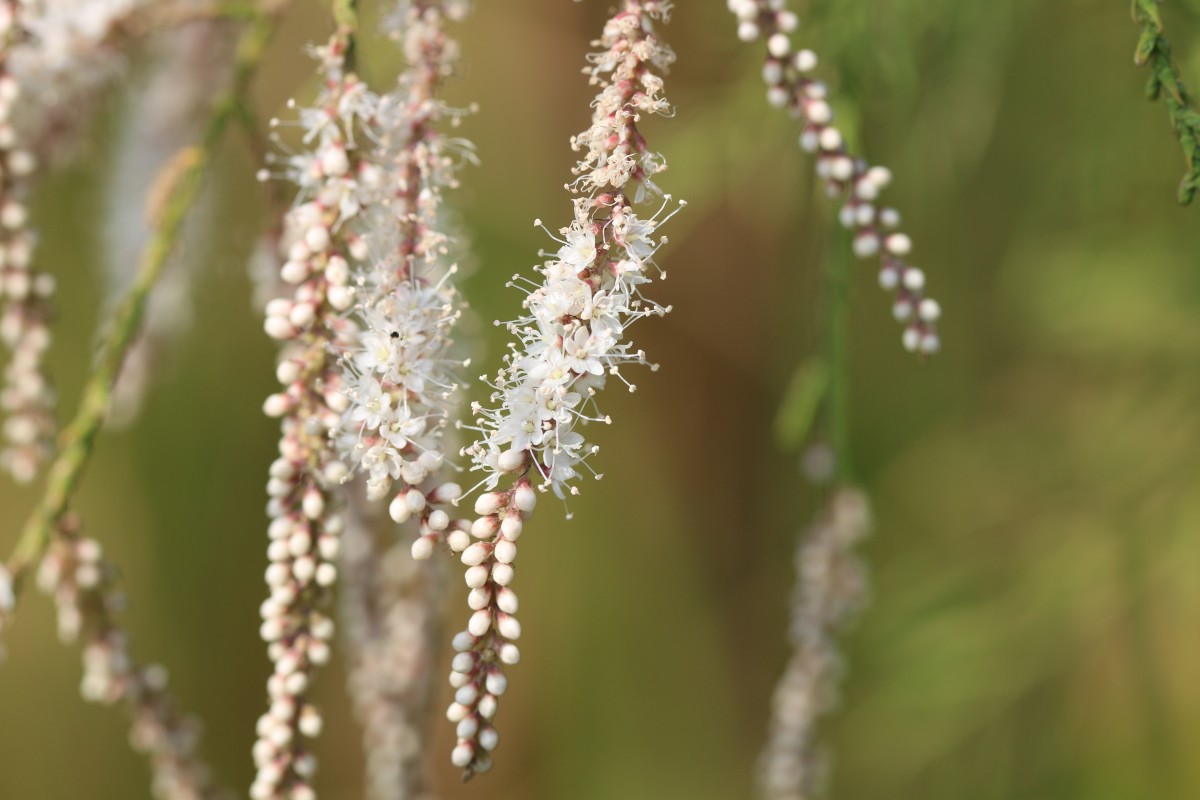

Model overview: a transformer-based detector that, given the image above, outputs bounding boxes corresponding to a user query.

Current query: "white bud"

[461,542,491,567]
[411,536,435,561]
[494,539,517,564]
[499,643,521,665]
[491,563,514,586]
[497,613,521,640]
[474,492,506,516]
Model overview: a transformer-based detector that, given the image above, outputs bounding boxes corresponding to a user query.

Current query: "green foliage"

[1132,0,1200,203]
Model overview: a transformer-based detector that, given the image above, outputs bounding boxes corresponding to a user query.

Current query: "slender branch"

[3,8,280,601]
[826,226,853,487]
[1132,0,1200,204]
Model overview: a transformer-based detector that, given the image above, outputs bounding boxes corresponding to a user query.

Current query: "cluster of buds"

[727,0,941,354]
[35,519,222,800]
[759,489,871,800]
[0,2,55,483]
[255,29,368,800]
[432,477,535,778]
[449,0,681,778]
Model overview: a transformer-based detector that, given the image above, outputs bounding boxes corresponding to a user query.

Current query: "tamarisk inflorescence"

[727,0,941,355]
[255,27,361,800]
[431,0,684,779]
[760,489,870,800]
[37,517,224,800]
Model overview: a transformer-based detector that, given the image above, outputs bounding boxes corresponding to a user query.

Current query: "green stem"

[3,9,281,599]
[826,224,853,486]
[334,0,359,73]
[1132,0,1200,204]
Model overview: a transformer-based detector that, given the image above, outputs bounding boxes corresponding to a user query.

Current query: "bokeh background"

[2,0,1200,798]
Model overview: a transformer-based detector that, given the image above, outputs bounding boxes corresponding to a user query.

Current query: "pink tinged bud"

[446,702,469,722]
[293,556,316,582]
[493,539,517,564]
[430,483,463,504]
[491,563,514,586]
[479,726,500,751]
[767,33,790,58]
[497,448,526,472]
[311,639,335,668]
[496,587,519,614]
[485,670,508,696]
[514,483,537,512]
[500,513,523,540]
[471,516,500,539]
[499,643,521,665]
[298,706,322,737]
[451,742,474,768]
[449,670,471,688]
[315,562,337,586]
[468,609,492,637]
[456,683,480,706]
[302,488,325,519]
[447,529,471,552]
[279,260,308,284]
[411,536,435,560]
[497,613,521,640]
[389,494,413,524]
[304,226,331,252]
[457,716,480,739]
[467,587,492,610]
[885,233,913,256]
[461,542,491,567]
[902,267,925,292]
[263,394,291,417]
[474,492,506,516]
[320,146,349,177]
[405,488,427,513]
[264,315,296,340]
[328,285,354,310]
[465,565,490,588]
[919,299,941,322]
[879,266,900,290]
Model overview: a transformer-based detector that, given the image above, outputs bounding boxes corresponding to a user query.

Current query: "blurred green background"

[3,0,1200,798]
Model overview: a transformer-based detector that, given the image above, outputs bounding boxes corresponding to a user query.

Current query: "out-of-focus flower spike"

[727,0,942,355]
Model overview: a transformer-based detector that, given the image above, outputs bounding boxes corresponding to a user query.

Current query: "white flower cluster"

[728,0,942,355]
[440,0,681,779]
[760,489,870,800]
[334,0,472,519]
[0,2,55,483]
[36,524,223,800]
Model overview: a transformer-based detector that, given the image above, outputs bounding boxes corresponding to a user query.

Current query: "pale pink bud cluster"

[0,5,55,483]
[255,32,364,800]
[429,477,535,779]
[728,0,941,355]
[34,522,223,800]
[759,489,870,800]
[450,0,680,778]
